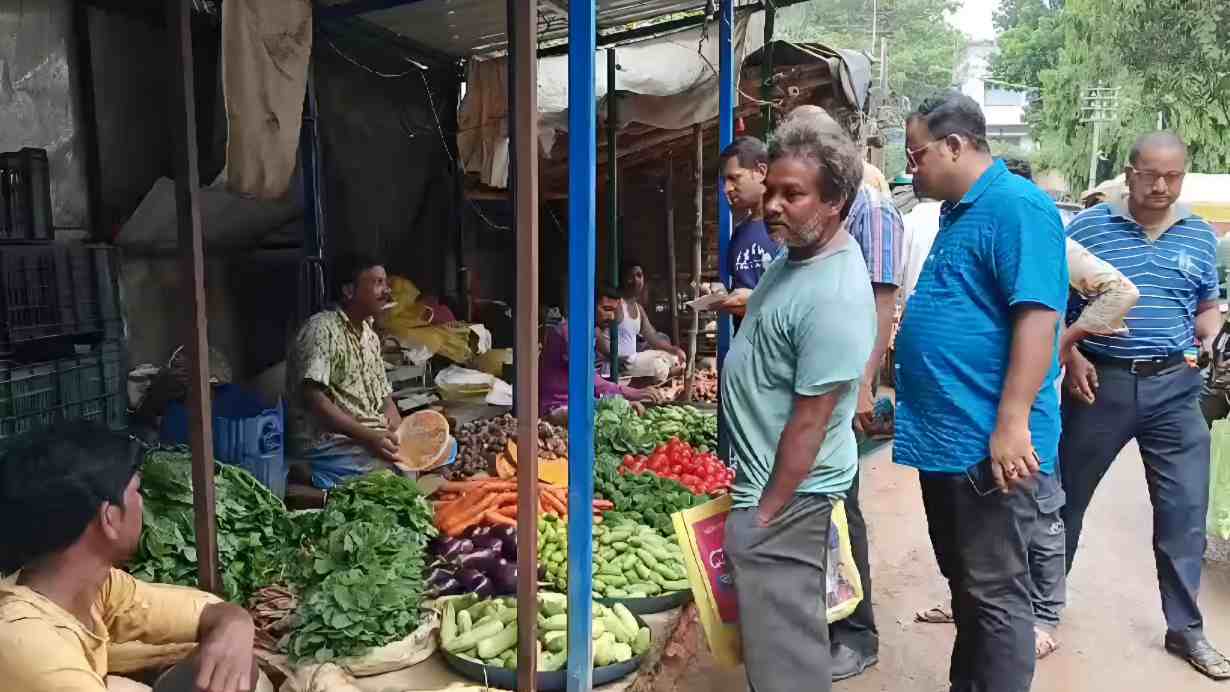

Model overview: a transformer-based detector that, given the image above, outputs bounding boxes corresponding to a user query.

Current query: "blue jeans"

[1060,362,1209,644]
[296,437,383,490]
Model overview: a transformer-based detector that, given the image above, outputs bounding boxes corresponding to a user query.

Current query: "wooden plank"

[510,0,540,687]
[665,158,679,346]
[166,0,218,594]
[684,125,703,402]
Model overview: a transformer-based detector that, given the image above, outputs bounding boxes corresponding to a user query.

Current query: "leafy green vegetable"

[594,397,656,457]
[129,448,298,604]
[286,471,436,662]
[641,405,717,451]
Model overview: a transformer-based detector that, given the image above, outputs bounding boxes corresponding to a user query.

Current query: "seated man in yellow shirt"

[0,422,259,692]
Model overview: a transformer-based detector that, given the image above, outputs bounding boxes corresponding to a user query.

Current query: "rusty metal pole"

[665,157,679,347]
[509,0,540,686]
[684,125,703,402]
[166,0,218,594]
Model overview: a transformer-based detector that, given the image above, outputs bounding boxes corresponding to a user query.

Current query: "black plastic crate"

[54,245,103,336]
[0,246,62,351]
[0,344,126,439]
[0,148,52,243]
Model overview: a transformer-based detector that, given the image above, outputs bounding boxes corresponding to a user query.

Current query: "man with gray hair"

[778,104,905,680]
[721,114,875,692]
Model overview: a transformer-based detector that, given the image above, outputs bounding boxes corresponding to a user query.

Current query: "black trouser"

[1060,362,1209,644]
[829,464,878,656]
[920,471,1041,692]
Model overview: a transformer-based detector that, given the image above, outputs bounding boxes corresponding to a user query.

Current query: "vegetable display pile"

[130,449,297,604]
[441,593,650,671]
[449,415,568,480]
[538,516,690,598]
[594,397,656,458]
[425,524,519,599]
[619,439,733,495]
[431,478,612,536]
[641,405,718,451]
[689,369,718,403]
[286,471,436,662]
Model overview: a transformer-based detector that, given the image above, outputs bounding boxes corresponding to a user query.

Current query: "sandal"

[1165,634,1230,680]
[914,604,954,624]
[1035,628,1060,660]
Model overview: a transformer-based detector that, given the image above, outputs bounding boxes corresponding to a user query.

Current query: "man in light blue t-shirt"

[721,116,875,692]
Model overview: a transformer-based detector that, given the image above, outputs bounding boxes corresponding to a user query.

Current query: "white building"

[956,40,1034,152]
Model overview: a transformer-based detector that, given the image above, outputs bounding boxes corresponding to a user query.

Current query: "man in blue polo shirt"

[1062,131,1229,680]
[894,90,1067,692]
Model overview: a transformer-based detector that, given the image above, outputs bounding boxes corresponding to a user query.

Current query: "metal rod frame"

[509,0,541,687]
[166,0,219,594]
[566,1,597,689]
[606,48,620,383]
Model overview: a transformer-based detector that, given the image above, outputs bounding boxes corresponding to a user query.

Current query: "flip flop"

[1166,636,1230,681]
[1035,628,1060,660]
[914,605,954,624]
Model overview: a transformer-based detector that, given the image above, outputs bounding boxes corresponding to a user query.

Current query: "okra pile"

[538,515,690,598]
[440,593,650,670]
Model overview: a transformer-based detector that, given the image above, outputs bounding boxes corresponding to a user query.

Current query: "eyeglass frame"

[1126,166,1186,188]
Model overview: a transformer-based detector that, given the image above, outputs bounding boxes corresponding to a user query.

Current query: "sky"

[948,0,998,41]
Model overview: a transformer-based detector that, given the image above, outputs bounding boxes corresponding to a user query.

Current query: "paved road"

[687,441,1230,691]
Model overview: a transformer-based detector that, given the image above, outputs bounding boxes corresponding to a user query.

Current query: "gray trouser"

[1030,472,1066,632]
[1061,362,1209,643]
[726,494,834,692]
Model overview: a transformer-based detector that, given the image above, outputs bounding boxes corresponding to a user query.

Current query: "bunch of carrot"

[433,479,615,536]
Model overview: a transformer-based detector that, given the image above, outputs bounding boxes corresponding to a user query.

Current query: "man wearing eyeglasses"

[893,90,1068,692]
[1061,131,1229,680]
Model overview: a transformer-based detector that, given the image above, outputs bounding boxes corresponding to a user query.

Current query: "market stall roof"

[315,0,801,59]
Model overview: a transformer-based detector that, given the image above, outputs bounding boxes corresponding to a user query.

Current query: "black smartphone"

[965,458,999,497]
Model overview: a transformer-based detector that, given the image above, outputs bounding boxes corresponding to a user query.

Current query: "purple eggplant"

[457,567,487,592]
[440,538,474,561]
[489,525,517,542]
[470,535,504,553]
[463,525,493,539]
[491,561,519,595]
[427,575,463,597]
[500,535,517,562]
[424,565,456,585]
[456,547,502,573]
[471,575,494,598]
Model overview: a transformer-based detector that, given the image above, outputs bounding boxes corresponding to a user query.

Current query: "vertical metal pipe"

[606,49,620,382]
[684,125,703,402]
[166,0,218,594]
[566,1,597,690]
[717,0,735,457]
[717,0,734,368]
[761,3,776,135]
[510,1,540,687]
[665,158,679,347]
[300,61,327,322]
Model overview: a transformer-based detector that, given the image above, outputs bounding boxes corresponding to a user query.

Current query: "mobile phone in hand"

[965,458,999,497]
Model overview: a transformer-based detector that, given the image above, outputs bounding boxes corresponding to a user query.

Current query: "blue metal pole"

[716,0,735,367]
[566,1,597,691]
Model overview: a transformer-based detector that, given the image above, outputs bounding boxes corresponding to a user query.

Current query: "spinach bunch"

[287,471,436,662]
[130,449,297,604]
[594,396,656,457]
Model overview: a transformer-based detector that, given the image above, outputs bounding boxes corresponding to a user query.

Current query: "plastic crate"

[0,247,62,351]
[0,345,126,440]
[0,149,52,243]
[53,245,104,336]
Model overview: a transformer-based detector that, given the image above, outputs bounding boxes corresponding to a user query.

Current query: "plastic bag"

[671,494,863,668]
[1208,419,1230,540]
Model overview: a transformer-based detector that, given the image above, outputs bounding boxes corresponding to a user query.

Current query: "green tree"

[775,0,965,110]
[1031,0,1230,191]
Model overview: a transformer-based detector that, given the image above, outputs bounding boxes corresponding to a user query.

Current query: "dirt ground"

[684,442,1230,692]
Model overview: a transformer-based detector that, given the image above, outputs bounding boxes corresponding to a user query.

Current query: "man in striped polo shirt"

[1061,131,1229,679]
[895,90,1068,692]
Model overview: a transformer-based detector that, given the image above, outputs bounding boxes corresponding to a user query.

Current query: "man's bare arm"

[989,307,1058,490]
[858,284,899,414]
[757,388,844,524]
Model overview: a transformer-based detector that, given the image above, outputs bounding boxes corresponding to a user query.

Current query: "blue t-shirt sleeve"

[1197,223,1220,303]
[991,199,1069,312]
[792,301,873,397]
[728,234,760,290]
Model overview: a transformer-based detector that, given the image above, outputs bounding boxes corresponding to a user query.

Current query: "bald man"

[1062,131,1229,680]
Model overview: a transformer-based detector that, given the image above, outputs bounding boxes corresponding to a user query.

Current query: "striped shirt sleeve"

[847,187,906,287]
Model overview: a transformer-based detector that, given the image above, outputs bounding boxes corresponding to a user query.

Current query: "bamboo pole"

[665,157,679,347]
[684,125,703,402]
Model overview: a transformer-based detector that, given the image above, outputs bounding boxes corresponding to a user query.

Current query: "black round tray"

[597,588,692,615]
[440,612,650,691]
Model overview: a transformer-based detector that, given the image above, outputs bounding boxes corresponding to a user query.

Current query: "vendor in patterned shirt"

[286,252,404,489]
